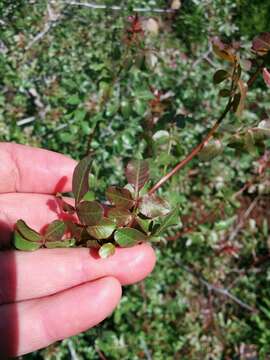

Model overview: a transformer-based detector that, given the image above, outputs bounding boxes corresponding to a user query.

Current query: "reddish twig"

[149,62,264,195]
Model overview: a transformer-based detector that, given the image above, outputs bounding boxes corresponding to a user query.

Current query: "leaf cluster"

[13,157,178,258]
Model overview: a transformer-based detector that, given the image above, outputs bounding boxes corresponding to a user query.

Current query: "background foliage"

[1,0,270,358]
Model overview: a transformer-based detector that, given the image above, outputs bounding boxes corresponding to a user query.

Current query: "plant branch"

[148,100,232,194]
[25,1,62,51]
[149,61,264,195]
[227,196,259,242]
[63,1,176,13]
[176,260,257,313]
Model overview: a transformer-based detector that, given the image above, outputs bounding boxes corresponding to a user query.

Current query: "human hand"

[0,143,156,358]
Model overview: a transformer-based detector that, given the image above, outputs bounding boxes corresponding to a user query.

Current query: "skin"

[0,143,156,358]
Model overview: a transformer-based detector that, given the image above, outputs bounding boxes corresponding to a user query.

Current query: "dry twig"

[176,260,257,313]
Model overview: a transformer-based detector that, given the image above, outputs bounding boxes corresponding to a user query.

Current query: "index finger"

[0,143,77,194]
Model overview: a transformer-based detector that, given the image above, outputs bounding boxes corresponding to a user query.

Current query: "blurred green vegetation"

[1,0,270,358]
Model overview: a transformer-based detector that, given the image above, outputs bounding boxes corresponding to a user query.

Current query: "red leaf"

[251,32,270,56]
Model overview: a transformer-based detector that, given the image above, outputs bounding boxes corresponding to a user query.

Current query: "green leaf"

[72,155,92,206]
[213,69,229,84]
[125,159,149,195]
[152,130,170,144]
[77,201,103,226]
[115,228,148,248]
[45,239,76,248]
[139,194,171,218]
[199,140,224,161]
[15,220,41,242]
[99,243,116,258]
[67,95,80,105]
[136,217,152,233]
[87,218,116,240]
[134,98,147,116]
[106,186,134,209]
[13,231,41,251]
[107,208,132,226]
[153,208,179,236]
[215,217,236,231]
[44,220,66,241]
[83,191,95,201]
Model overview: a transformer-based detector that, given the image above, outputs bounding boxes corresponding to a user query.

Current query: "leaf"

[236,79,247,116]
[199,140,224,161]
[87,218,116,240]
[136,217,152,233]
[125,159,149,195]
[65,220,84,240]
[61,200,76,214]
[253,120,270,138]
[219,89,231,97]
[83,191,95,201]
[213,69,229,84]
[212,44,235,63]
[15,220,41,242]
[99,243,116,258]
[152,130,170,144]
[77,201,103,226]
[251,32,270,56]
[263,68,270,87]
[67,95,81,105]
[139,194,171,218]
[72,155,92,206]
[115,228,147,248]
[232,93,241,113]
[107,208,132,226]
[13,231,41,251]
[44,220,66,241]
[153,208,179,236]
[45,239,76,249]
[106,186,134,209]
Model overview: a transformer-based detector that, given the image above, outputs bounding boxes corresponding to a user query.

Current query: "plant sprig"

[13,158,178,258]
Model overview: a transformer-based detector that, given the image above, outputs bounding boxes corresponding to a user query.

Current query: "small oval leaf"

[44,220,66,241]
[153,208,179,237]
[87,218,116,240]
[72,155,92,205]
[136,217,152,233]
[199,140,224,161]
[139,194,171,218]
[13,231,41,251]
[106,186,134,209]
[107,208,132,226]
[77,201,104,226]
[213,69,229,84]
[115,228,147,248]
[125,159,149,194]
[16,220,41,242]
[99,243,116,258]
